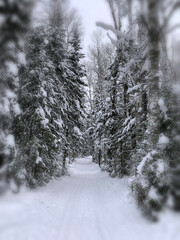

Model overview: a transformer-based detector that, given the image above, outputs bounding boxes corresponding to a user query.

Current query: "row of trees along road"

[0,0,86,189]
[85,0,180,220]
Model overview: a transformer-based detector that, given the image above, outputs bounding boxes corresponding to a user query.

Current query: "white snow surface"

[127,84,140,94]
[137,152,152,174]
[18,52,26,65]
[158,99,168,118]
[6,134,15,147]
[0,156,179,240]
[158,134,169,146]
[6,61,18,76]
[173,84,180,96]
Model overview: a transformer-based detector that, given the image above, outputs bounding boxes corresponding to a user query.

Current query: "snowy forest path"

[0,156,179,240]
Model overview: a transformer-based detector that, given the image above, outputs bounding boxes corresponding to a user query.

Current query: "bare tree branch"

[106,0,119,30]
[160,0,180,32]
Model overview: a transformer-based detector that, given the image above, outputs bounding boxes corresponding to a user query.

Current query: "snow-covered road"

[0,156,179,240]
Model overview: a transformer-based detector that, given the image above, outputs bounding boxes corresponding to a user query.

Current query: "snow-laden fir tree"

[10,26,63,188]
[46,4,86,171]
[65,28,86,161]
[9,1,86,186]
[0,0,32,192]
[93,0,180,218]
[85,31,115,167]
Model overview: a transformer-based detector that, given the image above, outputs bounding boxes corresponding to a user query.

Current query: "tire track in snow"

[56,174,86,240]
[94,175,113,240]
[56,158,107,240]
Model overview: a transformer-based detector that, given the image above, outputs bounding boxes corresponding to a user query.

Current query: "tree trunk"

[62,129,68,174]
[123,83,129,118]
[98,148,102,167]
[147,0,160,146]
[127,0,132,26]
[62,149,67,173]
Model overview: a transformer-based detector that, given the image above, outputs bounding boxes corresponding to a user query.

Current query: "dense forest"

[0,0,180,222]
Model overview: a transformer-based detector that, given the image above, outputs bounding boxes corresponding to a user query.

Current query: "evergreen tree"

[93,0,180,218]
[0,0,32,191]
[9,4,86,186]
[11,26,63,188]
[66,29,86,160]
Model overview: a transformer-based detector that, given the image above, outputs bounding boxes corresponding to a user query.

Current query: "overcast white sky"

[33,0,180,57]
[33,0,112,52]
[70,0,112,50]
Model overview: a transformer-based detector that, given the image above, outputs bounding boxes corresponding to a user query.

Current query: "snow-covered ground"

[0,156,179,240]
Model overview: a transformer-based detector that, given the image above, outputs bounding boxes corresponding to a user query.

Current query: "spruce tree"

[0,0,31,191]
[12,26,63,187]
[66,29,86,160]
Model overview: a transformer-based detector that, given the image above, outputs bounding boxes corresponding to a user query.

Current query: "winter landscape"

[0,0,180,240]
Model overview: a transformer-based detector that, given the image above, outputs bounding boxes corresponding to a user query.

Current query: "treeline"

[0,0,86,190]
[85,0,180,219]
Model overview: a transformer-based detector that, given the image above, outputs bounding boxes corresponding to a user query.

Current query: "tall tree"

[65,28,86,162]
[147,0,161,146]
[0,0,32,191]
